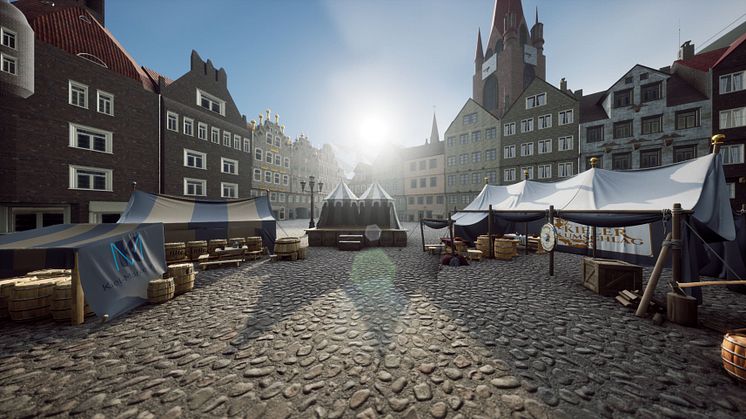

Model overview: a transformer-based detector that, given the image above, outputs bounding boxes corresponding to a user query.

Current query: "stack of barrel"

[50,279,95,322]
[164,242,187,264]
[186,240,208,261]
[1,269,94,322]
[245,236,264,260]
[476,235,491,256]
[494,238,517,261]
[166,263,196,295]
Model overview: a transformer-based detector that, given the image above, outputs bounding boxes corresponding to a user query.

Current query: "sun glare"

[358,115,388,157]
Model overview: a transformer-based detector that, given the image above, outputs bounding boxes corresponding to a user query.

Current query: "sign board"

[553,218,652,257]
[481,54,497,80]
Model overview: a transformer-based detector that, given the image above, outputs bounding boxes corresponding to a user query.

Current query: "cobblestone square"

[1,220,745,418]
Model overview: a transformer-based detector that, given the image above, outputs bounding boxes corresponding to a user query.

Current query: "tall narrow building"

[473,0,546,117]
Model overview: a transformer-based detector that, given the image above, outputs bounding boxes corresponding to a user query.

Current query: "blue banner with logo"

[77,223,166,319]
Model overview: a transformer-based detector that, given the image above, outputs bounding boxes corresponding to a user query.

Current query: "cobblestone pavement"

[1,220,745,418]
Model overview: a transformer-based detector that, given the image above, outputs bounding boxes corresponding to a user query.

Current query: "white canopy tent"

[359,183,401,229]
[317,182,359,227]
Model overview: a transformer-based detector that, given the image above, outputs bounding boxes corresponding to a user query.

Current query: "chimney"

[560,78,567,92]
[573,89,583,98]
[678,41,694,61]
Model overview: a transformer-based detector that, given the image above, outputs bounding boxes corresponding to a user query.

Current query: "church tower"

[472,0,546,117]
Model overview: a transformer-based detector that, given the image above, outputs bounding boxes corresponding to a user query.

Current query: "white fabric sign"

[554,218,653,256]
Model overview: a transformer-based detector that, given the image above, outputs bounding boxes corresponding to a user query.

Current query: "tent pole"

[524,222,528,256]
[592,226,597,258]
[671,203,682,287]
[549,205,555,277]
[636,232,672,317]
[420,219,425,252]
[71,252,84,326]
[488,205,493,259]
[449,212,455,256]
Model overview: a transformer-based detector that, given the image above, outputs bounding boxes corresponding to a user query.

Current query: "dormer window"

[1,27,16,49]
[196,89,225,115]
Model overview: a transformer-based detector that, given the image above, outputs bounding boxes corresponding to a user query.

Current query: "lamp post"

[300,175,324,228]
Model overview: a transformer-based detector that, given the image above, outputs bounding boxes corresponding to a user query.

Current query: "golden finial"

[590,157,599,168]
[484,176,489,185]
[523,169,529,180]
[275,113,279,124]
[712,134,726,154]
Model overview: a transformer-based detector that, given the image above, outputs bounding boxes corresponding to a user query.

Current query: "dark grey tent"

[316,182,359,228]
[359,183,401,229]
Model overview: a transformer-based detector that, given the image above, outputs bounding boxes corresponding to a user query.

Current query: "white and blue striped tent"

[118,191,276,248]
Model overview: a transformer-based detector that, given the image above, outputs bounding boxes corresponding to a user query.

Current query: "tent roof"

[323,182,358,201]
[359,183,394,201]
[117,191,274,224]
[0,223,148,251]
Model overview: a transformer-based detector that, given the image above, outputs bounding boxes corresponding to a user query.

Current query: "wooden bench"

[198,259,243,270]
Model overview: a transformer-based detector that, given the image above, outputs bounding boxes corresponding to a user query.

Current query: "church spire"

[429,112,439,143]
[535,5,538,25]
[475,28,484,61]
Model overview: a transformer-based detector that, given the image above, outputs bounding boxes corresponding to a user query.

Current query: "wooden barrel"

[25,269,70,278]
[246,236,263,251]
[229,237,246,248]
[9,277,66,321]
[50,280,94,321]
[173,273,196,295]
[208,239,228,254]
[476,235,490,254]
[186,240,208,261]
[722,330,746,382]
[275,237,300,254]
[164,242,186,263]
[494,239,516,261]
[148,278,174,304]
[0,277,35,318]
[166,263,194,278]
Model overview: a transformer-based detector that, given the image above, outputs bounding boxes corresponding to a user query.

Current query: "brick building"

[145,51,253,202]
[0,0,159,232]
[501,77,578,183]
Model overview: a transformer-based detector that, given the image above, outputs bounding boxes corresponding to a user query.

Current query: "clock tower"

[473,0,545,117]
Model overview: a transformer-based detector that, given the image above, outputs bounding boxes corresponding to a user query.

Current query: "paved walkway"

[0,220,745,418]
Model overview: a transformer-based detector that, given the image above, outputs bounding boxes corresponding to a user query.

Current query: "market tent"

[0,223,166,321]
[359,183,402,229]
[117,191,276,248]
[317,182,359,227]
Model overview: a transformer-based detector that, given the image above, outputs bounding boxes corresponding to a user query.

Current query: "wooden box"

[582,257,642,296]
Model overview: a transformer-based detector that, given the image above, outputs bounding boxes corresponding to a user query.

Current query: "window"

[69,123,112,153]
[485,148,496,161]
[165,112,178,131]
[264,170,272,183]
[639,149,661,168]
[270,192,277,201]
[674,145,697,163]
[274,173,280,184]
[274,154,281,166]
[559,109,574,125]
[274,136,281,147]
[196,89,225,115]
[613,120,633,139]
[408,197,415,205]
[283,175,289,186]
[446,136,456,147]
[624,76,633,84]
[447,175,456,186]
[222,131,231,147]
[243,139,250,153]
[538,114,552,129]
[612,152,632,170]
[182,117,194,136]
[471,131,481,142]
[96,91,114,116]
[558,162,573,178]
[1,53,16,75]
[69,165,112,191]
[69,81,88,108]
[448,195,457,204]
[640,72,649,81]
[729,183,736,200]
[558,136,573,151]
[459,134,469,144]
[504,122,516,136]
[417,196,424,205]
[461,195,470,204]
[211,127,220,143]
[720,71,744,94]
[641,82,662,102]
[425,196,433,205]
[538,164,551,179]
[429,158,436,169]
[720,107,746,129]
[459,153,468,164]
[520,118,534,133]
[641,115,662,135]
[419,178,426,187]
[472,173,481,184]
[487,171,497,184]
[463,113,477,125]
[520,166,534,180]
[266,151,273,164]
[520,142,534,157]
[675,108,700,129]
[504,145,516,159]
[472,151,481,163]
[419,160,426,170]
[255,148,263,161]
[538,139,552,154]
[447,156,456,166]
[221,183,238,199]
[526,93,546,109]
[233,134,241,150]
[486,127,497,139]
[184,178,206,196]
[586,125,604,143]
[504,168,516,182]
[284,157,290,168]
[266,133,272,145]
[184,149,206,169]
[221,157,238,175]
[436,195,445,204]
[613,89,632,108]
[253,168,262,181]
[460,174,468,185]
[1,27,16,49]
[198,123,208,140]
[722,144,745,165]
[430,177,437,187]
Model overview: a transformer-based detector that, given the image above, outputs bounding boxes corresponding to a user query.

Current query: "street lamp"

[300,175,324,228]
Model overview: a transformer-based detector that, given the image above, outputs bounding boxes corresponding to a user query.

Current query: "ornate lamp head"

[300,180,306,192]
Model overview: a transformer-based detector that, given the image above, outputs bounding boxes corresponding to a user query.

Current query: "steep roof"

[323,182,358,201]
[675,47,728,72]
[142,67,175,87]
[699,20,746,53]
[13,0,153,90]
[578,91,607,124]
[713,31,746,68]
[359,183,394,201]
[666,74,707,107]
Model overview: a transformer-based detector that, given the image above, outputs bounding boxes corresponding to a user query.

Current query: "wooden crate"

[582,257,642,296]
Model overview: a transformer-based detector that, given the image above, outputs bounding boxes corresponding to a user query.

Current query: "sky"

[107,0,746,174]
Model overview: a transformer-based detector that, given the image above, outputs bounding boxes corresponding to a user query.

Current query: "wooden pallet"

[198,259,243,270]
